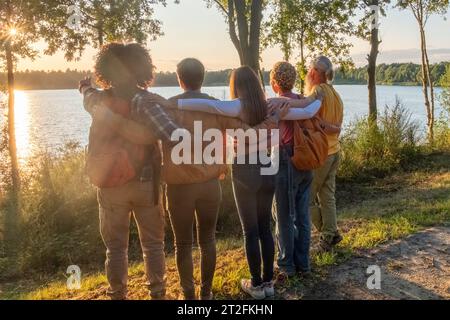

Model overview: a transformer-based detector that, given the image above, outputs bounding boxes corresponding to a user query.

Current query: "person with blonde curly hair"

[270,61,315,281]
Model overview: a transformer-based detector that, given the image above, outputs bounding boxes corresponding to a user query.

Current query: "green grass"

[1,152,449,300]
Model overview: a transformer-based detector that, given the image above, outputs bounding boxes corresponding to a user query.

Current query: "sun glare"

[9,28,18,36]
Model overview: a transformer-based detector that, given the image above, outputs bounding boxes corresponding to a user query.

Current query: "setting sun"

[9,28,18,36]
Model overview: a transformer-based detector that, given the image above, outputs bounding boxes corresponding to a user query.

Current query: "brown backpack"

[291,116,328,171]
[85,91,147,188]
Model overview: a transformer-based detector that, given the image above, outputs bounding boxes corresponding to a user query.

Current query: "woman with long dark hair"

[228,67,276,299]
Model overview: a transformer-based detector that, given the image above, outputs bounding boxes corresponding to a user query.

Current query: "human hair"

[94,42,155,96]
[311,56,335,83]
[270,61,297,92]
[229,66,267,126]
[176,58,205,91]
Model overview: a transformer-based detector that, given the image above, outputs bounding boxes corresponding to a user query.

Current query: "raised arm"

[131,92,183,145]
[80,86,103,115]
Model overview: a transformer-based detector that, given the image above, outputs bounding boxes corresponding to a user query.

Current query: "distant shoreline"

[8,83,430,91]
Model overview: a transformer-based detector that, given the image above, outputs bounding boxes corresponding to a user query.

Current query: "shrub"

[434,88,450,150]
[339,99,421,179]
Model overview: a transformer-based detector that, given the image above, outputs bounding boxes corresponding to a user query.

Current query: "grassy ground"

[1,153,449,300]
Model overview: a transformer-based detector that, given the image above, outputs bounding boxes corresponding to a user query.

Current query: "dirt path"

[300,227,450,300]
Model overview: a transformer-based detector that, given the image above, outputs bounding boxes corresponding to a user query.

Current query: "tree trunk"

[419,26,433,143]
[423,40,435,143]
[299,37,305,94]
[367,25,379,123]
[4,30,20,254]
[231,0,263,80]
[5,22,20,196]
[97,27,104,47]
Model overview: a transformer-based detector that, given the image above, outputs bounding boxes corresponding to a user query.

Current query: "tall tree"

[264,0,357,92]
[356,0,391,122]
[206,0,266,77]
[397,0,449,143]
[41,0,167,61]
[0,0,43,195]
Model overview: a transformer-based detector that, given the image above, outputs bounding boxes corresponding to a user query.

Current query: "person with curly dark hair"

[79,42,182,300]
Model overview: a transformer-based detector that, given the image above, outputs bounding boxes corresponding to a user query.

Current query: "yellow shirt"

[314,84,344,155]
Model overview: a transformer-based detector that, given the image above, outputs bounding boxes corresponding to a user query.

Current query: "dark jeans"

[167,179,222,299]
[274,145,313,275]
[232,163,275,287]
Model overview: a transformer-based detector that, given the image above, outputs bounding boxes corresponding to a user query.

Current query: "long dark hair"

[229,66,267,126]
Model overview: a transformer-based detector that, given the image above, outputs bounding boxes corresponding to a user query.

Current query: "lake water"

[0,85,444,162]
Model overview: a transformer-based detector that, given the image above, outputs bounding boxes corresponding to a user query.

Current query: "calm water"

[0,85,443,162]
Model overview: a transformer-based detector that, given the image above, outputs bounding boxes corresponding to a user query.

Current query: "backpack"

[290,102,329,171]
[85,91,147,188]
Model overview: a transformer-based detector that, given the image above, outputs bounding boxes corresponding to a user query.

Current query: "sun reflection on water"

[13,90,31,163]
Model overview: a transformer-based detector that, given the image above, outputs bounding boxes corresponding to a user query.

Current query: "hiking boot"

[200,292,214,300]
[240,279,266,300]
[150,290,166,300]
[263,281,275,298]
[274,272,291,287]
[297,270,313,279]
[331,233,343,246]
[317,238,333,253]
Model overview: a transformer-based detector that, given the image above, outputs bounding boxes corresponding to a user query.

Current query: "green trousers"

[310,152,340,242]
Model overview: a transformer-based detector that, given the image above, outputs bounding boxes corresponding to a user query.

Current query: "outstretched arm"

[131,92,183,145]
[178,99,242,117]
[178,98,321,121]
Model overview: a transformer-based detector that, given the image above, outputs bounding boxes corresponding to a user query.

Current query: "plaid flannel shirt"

[82,87,181,144]
[131,91,181,143]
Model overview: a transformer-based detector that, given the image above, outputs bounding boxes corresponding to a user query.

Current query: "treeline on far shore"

[1,61,449,90]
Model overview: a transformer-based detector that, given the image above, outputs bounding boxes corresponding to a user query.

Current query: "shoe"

[200,292,214,300]
[263,281,275,298]
[274,272,291,287]
[240,279,266,300]
[317,238,333,253]
[297,270,313,279]
[150,292,166,300]
[331,233,343,245]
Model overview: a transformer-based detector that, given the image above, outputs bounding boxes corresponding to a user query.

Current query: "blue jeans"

[274,145,312,274]
[232,162,275,287]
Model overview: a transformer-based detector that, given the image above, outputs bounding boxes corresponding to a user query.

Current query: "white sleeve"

[282,100,322,121]
[178,99,242,118]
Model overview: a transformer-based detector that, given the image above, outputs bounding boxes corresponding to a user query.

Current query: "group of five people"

[78,42,344,300]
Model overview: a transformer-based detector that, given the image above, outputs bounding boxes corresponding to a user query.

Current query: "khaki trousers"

[97,180,166,299]
[310,152,340,242]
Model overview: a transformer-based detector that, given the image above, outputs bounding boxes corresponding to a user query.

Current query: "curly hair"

[270,62,297,92]
[94,43,155,90]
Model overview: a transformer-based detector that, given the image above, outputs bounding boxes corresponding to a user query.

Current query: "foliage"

[340,99,421,179]
[206,0,267,74]
[355,0,391,40]
[263,0,356,89]
[3,63,449,90]
[334,62,450,86]
[435,66,450,150]
[264,0,356,90]
[39,0,167,61]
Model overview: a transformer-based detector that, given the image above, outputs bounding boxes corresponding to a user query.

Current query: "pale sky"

[18,1,450,72]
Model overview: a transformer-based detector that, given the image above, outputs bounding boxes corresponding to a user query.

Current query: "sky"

[17,1,450,72]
